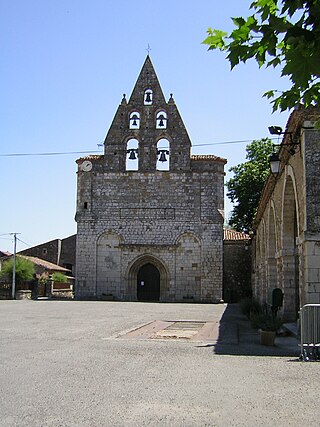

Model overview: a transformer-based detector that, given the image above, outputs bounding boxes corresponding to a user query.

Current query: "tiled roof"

[19,255,70,272]
[0,250,12,257]
[224,228,250,241]
[191,154,227,163]
[76,155,103,163]
[76,154,227,164]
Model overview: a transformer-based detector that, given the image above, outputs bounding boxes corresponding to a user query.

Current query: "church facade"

[75,56,226,302]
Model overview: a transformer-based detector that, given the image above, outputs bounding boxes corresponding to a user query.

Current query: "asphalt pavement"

[0,300,317,427]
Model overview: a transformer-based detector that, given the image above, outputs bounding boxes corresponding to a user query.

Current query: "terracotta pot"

[260,330,276,346]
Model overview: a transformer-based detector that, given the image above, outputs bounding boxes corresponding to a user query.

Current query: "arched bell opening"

[126,138,139,171]
[156,111,167,129]
[156,139,170,171]
[129,111,140,130]
[144,89,153,105]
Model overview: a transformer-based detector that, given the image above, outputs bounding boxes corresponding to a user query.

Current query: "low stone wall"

[50,289,74,299]
[15,290,32,300]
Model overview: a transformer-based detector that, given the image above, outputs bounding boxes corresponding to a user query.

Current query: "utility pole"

[11,233,18,299]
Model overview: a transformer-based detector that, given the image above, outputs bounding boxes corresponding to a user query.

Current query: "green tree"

[0,256,35,287]
[203,0,320,113]
[226,138,274,232]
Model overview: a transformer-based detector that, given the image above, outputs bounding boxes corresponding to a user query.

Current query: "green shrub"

[250,312,283,331]
[52,272,68,283]
[240,297,262,319]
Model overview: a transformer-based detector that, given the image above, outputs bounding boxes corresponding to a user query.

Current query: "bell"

[145,92,152,103]
[128,149,137,160]
[158,151,167,162]
[158,115,165,127]
[131,114,138,126]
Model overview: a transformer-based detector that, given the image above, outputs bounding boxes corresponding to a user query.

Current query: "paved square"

[0,300,319,426]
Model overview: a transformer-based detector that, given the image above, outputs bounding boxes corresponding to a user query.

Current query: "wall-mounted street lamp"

[268,125,300,176]
[269,152,281,175]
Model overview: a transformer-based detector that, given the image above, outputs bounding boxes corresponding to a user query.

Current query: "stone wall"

[253,107,320,321]
[75,56,226,303]
[223,241,252,303]
[76,166,225,302]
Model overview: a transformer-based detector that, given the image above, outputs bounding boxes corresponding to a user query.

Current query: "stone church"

[75,56,226,302]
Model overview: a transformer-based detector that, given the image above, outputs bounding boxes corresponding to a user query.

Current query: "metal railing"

[300,304,320,361]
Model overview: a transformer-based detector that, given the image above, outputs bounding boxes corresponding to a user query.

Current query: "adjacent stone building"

[75,56,226,302]
[18,235,76,276]
[223,228,251,303]
[253,106,320,321]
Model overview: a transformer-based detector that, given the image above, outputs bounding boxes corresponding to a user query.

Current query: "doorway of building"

[137,263,160,301]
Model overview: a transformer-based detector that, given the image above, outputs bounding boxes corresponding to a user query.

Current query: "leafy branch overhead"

[203,0,320,112]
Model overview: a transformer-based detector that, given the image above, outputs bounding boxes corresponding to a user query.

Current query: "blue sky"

[1,0,289,253]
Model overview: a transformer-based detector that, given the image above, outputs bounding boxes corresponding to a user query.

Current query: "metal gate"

[300,304,320,361]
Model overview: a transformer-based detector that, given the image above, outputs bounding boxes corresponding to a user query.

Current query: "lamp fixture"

[268,125,300,155]
[268,126,283,136]
[269,151,281,175]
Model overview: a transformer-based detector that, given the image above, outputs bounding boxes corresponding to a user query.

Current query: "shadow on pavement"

[198,303,300,358]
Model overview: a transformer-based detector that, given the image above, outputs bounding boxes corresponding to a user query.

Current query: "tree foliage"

[226,138,274,232]
[203,0,320,113]
[0,256,35,286]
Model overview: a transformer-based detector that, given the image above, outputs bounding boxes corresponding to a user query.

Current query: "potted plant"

[251,312,283,346]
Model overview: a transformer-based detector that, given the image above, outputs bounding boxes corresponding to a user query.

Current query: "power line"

[16,237,31,248]
[0,150,102,158]
[0,138,278,157]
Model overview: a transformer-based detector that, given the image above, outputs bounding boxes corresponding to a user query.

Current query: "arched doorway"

[137,263,160,301]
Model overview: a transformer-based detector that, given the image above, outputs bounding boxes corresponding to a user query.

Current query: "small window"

[129,111,140,129]
[42,248,47,255]
[144,89,153,105]
[84,202,88,209]
[126,138,139,171]
[156,111,167,129]
[157,139,170,171]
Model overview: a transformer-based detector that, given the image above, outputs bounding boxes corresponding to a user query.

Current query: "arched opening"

[156,139,170,171]
[96,231,122,298]
[144,89,153,105]
[268,206,278,294]
[282,176,299,321]
[137,263,160,301]
[127,255,169,301]
[156,111,167,129]
[260,223,267,304]
[129,111,140,129]
[126,138,139,171]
